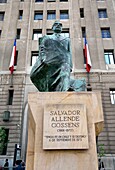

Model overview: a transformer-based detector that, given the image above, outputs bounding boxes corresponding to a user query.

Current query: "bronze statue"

[30,21,86,92]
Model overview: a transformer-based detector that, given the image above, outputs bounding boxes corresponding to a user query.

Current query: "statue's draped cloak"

[30,35,86,92]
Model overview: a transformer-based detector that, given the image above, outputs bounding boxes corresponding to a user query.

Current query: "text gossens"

[50,110,80,129]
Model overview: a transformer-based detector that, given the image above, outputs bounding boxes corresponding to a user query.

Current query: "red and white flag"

[9,39,16,74]
[84,38,92,72]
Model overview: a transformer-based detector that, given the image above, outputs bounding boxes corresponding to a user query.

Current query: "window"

[110,89,115,104]
[33,29,42,40]
[31,51,38,66]
[61,29,70,38]
[82,27,86,38]
[18,10,23,20]
[0,128,9,155]
[46,29,53,35]
[0,0,7,3]
[48,0,56,2]
[16,29,21,39]
[101,28,111,38]
[46,29,69,37]
[34,11,43,20]
[60,10,69,19]
[104,50,115,64]
[0,12,5,21]
[0,30,2,38]
[80,8,84,18]
[47,11,56,20]
[98,9,107,18]
[35,0,43,2]
[8,89,14,105]
[60,0,68,1]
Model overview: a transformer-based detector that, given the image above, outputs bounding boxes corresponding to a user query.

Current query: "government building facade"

[0,0,115,168]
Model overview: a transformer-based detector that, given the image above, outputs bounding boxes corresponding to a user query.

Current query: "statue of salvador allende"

[30,21,86,92]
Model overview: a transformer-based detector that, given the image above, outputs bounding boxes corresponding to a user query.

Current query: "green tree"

[0,127,7,154]
[98,144,106,158]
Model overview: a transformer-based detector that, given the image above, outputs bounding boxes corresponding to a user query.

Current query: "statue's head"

[52,21,63,33]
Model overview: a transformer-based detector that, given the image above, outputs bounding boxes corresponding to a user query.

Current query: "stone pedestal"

[26,92,104,170]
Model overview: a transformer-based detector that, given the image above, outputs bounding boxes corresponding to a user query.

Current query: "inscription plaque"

[43,104,89,149]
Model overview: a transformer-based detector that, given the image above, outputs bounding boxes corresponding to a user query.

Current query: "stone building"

[0,0,115,168]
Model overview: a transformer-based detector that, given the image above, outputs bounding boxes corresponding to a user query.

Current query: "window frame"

[98,9,107,18]
[46,29,53,35]
[31,51,39,66]
[80,8,84,18]
[104,50,115,64]
[35,0,43,2]
[16,29,21,39]
[110,88,115,104]
[101,28,111,38]
[7,89,14,105]
[60,10,69,20]
[32,29,42,40]
[81,27,86,38]
[18,10,23,20]
[0,0,7,3]
[0,30,2,38]
[34,11,43,20]
[61,28,70,38]
[60,0,68,1]
[0,12,5,21]
[47,0,56,2]
[47,10,56,20]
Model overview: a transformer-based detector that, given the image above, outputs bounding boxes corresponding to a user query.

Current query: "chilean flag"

[9,39,16,74]
[84,38,92,72]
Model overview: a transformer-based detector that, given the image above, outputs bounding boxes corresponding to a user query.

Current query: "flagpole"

[87,72,92,91]
[87,72,90,85]
[10,73,13,87]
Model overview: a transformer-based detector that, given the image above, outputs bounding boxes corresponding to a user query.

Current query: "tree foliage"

[98,144,106,158]
[0,127,7,154]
